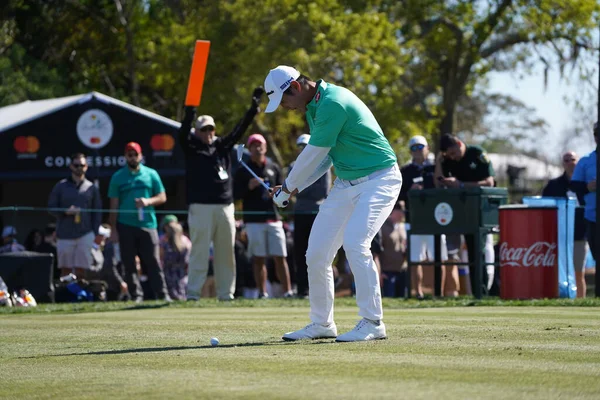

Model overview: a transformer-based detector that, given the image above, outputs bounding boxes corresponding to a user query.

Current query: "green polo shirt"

[442,145,495,182]
[306,80,397,180]
[108,164,165,229]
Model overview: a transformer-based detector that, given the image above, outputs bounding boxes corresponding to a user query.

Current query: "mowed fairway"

[1,302,599,399]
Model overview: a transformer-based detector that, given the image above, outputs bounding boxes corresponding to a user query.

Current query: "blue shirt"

[571,150,596,222]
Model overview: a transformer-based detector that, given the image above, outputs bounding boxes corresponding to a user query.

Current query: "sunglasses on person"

[126,152,139,158]
[562,157,576,163]
[71,163,86,168]
[410,144,425,152]
[199,126,215,132]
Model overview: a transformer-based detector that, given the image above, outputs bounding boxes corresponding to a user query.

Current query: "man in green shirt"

[264,65,402,342]
[108,142,170,302]
[434,133,496,297]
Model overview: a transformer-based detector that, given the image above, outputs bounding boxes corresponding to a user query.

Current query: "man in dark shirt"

[543,151,588,297]
[399,135,442,299]
[435,134,495,296]
[179,87,263,301]
[234,133,293,298]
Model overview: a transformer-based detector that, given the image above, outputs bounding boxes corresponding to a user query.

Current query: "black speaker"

[0,251,55,303]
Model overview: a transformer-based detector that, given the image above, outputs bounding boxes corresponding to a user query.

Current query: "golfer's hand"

[248,178,263,190]
[440,177,459,188]
[588,179,596,192]
[272,187,291,208]
[65,205,80,216]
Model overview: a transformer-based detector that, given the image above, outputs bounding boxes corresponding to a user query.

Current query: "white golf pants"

[306,164,402,324]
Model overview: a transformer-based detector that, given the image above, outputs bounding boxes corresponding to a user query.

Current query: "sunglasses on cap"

[410,144,425,152]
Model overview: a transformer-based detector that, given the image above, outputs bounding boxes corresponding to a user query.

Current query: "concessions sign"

[0,92,184,180]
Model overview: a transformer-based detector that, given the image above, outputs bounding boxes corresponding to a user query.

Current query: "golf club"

[236,144,271,191]
[236,144,288,206]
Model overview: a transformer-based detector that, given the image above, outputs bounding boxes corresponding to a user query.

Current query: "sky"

[487,61,598,164]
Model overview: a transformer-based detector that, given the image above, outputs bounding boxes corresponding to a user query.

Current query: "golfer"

[264,66,402,342]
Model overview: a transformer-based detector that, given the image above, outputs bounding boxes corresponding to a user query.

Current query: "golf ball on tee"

[210,337,220,347]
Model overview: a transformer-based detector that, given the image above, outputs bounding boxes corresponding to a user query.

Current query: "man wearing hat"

[234,133,293,298]
[398,135,447,299]
[263,65,402,341]
[290,134,331,298]
[108,142,170,302]
[0,226,25,253]
[571,122,598,296]
[178,87,264,301]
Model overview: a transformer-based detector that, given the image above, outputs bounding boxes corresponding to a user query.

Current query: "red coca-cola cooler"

[499,206,559,299]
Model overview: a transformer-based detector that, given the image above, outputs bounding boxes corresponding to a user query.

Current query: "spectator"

[0,226,25,253]
[399,135,446,299]
[92,223,129,301]
[571,122,597,297]
[36,223,58,279]
[234,133,293,298]
[379,201,407,297]
[543,151,588,297]
[159,214,179,240]
[24,229,43,251]
[108,142,170,302]
[48,153,102,278]
[434,133,495,296]
[290,133,331,298]
[160,221,192,301]
[178,88,263,301]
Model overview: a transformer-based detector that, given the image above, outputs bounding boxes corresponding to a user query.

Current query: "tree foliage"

[1,0,599,165]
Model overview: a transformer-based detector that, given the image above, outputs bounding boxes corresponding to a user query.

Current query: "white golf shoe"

[335,318,387,342]
[282,322,338,341]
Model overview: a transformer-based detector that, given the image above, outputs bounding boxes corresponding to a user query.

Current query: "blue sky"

[487,61,598,163]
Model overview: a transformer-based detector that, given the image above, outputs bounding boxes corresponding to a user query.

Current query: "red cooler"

[499,206,559,299]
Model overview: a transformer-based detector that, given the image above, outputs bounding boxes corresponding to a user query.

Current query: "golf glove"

[273,187,290,208]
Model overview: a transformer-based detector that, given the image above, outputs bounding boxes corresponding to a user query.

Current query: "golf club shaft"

[239,160,271,191]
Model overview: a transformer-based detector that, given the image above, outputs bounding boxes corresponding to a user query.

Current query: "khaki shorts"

[57,231,95,269]
[246,222,287,258]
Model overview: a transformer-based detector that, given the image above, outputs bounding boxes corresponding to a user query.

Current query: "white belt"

[340,164,398,186]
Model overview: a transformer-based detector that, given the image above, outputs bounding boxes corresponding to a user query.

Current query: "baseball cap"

[264,65,301,113]
[125,142,142,154]
[247,133,267,147]
[408,135,428,148]
[195,115,215,130]
[296,134,310,146]
[2,226,16,238]
[98,225,111,238]
[160,214,178,228]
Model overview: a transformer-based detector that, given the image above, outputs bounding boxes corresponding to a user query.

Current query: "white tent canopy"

[0,92,180,133]
[488,153,562,181]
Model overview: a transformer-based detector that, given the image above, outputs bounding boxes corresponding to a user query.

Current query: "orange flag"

[185,40,211,106]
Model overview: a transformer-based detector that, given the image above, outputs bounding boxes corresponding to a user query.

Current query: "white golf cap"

[195,115,215,130]
[264,65,301,113]
[296,134,310,146]
[98,225,111,238]
[408,135,428,148]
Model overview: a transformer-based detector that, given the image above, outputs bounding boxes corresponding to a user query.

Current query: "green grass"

[1,300,600,399]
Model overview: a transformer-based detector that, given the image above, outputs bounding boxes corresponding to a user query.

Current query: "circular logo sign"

[434,202,453,226]
[76,109,113,149]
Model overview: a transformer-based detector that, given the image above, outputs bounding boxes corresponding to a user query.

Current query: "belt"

[341,164,397,186]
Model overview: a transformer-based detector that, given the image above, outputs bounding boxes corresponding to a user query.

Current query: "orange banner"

[185,40,211,106]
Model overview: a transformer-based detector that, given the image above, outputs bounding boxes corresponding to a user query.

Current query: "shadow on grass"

[18,339,336,359]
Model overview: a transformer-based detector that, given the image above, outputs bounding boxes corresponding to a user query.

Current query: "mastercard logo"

[150,134,175,151]
[14,136,40,153]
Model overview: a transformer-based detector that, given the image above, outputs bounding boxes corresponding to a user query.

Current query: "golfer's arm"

[284,144,331,193]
